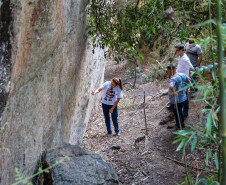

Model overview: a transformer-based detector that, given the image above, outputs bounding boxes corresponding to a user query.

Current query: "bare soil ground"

[81,60,204,185]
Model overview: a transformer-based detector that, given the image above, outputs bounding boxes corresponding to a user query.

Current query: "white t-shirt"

[101,81,123,105]
[176,54,194,77]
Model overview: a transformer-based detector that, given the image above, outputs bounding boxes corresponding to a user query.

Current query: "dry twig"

[165,156,218,174]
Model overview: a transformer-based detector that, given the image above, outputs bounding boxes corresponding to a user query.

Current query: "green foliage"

[148,64,167,82]
[125,63,167,85]
[178,174,220,185]
[119,99,139,110]
[87,0,225,63]
[141,73,150,83]
[126,69,134,79]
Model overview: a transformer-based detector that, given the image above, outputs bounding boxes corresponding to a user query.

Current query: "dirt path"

[81,60,202,184]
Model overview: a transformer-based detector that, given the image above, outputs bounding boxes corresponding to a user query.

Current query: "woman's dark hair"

[112,77,123,90]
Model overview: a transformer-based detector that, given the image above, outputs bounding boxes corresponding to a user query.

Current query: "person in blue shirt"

[166,64,190,129]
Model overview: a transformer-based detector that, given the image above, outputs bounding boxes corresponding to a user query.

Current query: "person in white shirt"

[175,44,194,117]
[175,44,194,77]
[92,77,123,136]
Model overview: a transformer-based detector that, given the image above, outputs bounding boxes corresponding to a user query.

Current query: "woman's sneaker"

[116,132,120,136]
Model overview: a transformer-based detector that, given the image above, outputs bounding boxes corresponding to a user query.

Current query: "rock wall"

[0,0,106,184]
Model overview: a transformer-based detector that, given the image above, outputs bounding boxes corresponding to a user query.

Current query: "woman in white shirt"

[92,78,123,136]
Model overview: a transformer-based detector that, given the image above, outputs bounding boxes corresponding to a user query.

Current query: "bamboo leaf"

[207,113,212,133]
[176,130,192,136]
[179,84,192,91]
[214,152,219,170]
[215,106,220,114]
[182,143,186,159]
[186,133,195,146]
[212,70,216,81]
[209,149,212,157]
[176,140,186,151]
[192,97,205,102]
[172,138,183,144]
[191,136,197,152]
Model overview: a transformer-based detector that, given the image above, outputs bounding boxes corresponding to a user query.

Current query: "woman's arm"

[109,98,121,113]
[91,88,102,95]
[197,54,202,67]
[189,67,194,77]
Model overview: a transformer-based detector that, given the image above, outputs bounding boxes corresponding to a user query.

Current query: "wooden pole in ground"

[143,91,148,135]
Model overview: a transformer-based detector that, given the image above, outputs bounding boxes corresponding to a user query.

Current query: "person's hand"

[91,90,95,95]
[172,91,178,96]
[109,108,114,113]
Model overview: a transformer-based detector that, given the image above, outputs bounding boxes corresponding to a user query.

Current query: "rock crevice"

[0,0,13,119]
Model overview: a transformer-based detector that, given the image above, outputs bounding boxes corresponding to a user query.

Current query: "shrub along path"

[81,60,203,184]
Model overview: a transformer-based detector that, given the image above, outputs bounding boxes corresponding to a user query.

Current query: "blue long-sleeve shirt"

[168,73,190,104]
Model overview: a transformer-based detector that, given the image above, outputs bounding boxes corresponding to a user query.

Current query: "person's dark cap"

[166,63,176,69]
[175,43,184,50]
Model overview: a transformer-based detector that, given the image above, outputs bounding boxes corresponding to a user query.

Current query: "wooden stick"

[143,91,148,135]
[155,60,164,68]
[154,102,170,117]
[165,156,218,173]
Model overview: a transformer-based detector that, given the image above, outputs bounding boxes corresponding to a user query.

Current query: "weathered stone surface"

[35,143,118,185]
[0,0,106,184]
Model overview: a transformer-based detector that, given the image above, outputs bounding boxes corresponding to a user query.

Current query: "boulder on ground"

[35,143,118,185]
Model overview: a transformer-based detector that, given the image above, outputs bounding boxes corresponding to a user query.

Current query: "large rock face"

[0,0,106,184]
[35,143,118,185]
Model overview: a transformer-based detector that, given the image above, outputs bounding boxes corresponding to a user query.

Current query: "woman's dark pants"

[102,103,119,134]
[172,101,185,129]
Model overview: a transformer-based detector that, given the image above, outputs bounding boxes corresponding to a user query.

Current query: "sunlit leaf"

[176,140,186,151]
